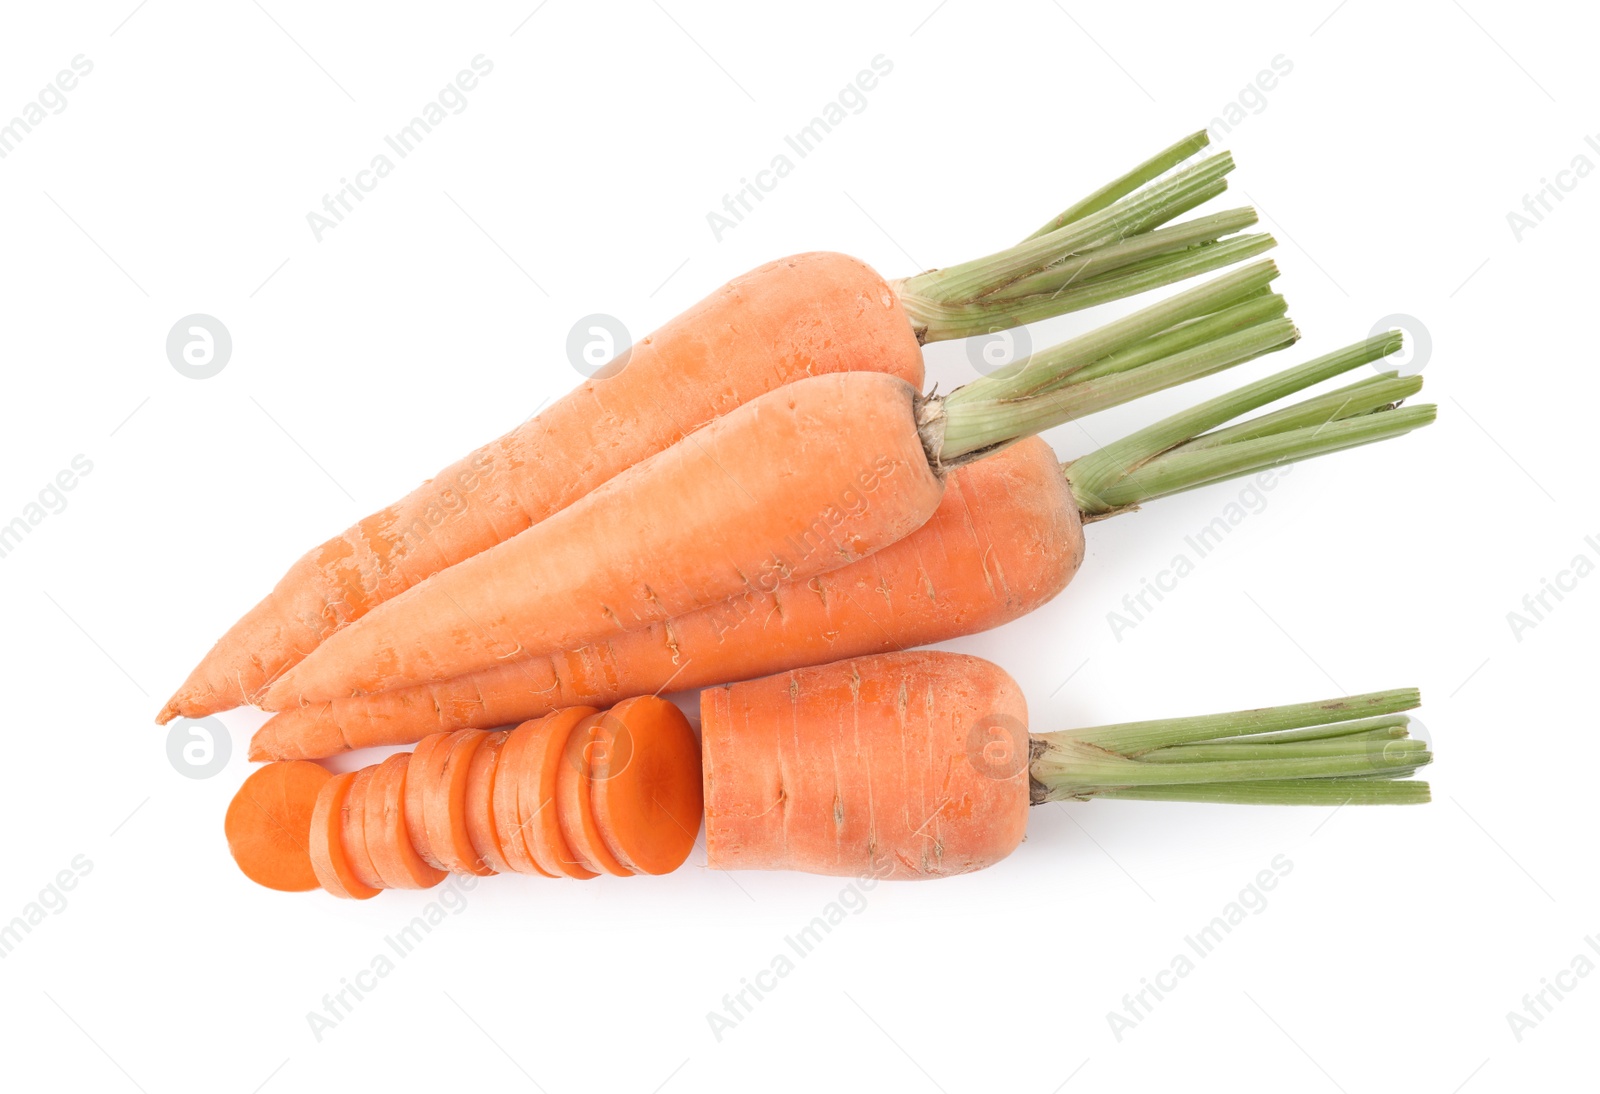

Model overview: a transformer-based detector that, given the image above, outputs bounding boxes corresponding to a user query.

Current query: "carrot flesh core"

[308,771,379,900]
[556,713,634,877]
[592,697,702,876]
[224,760,331,892]
[702,650,1031,880]
[424,730,495,876]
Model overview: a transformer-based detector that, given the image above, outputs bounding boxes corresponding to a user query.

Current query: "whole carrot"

[266,257,1437,710]
[162,133,1264,723]
[703,651,1431,879]
[256,301,1435,748]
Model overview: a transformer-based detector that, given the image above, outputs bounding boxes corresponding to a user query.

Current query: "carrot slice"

[403,732,449,870]
[494,721,556,877]
[341,765,386,890]
[558,713,633,877]
[309,771,379,900]
[367,754,446,890]
[225,760,331,892]
[419,729,492,875]
[592,696,702,875]
[518,707,598,879]
[464,730,514,875]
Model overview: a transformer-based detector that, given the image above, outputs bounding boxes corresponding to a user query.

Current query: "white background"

[0,1,1591,1090]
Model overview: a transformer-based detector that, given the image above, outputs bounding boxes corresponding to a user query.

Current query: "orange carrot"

[402,730,450,870]
[418,729,494,877]
[161,133,1265,723]
[463,730,514,875]
[224,760,330,892]
[252,324,1438,760]
[491,721,556,877]
[265,266,1442,712]
[250,438,1076,758]
[365,754,445,890]
[515,708,598,880]
[308,771,378,900]
[557,713,633,877]
[589,697,702,876]
[702,651,1433,880]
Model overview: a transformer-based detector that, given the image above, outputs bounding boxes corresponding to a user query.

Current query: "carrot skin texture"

[265,371,946,706]
[309,771,380,900]
[701,651,1031,880]
[161,254,922,723]
[252,437,1081,759]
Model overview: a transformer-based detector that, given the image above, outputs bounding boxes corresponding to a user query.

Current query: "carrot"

[491,720,556,877]
[234,697,699,896]
[463,730,514,875]
[266,263,1438,713]
[515,708,599,880]
[252,321,1437,760]
[340,766,385,891]
[589,697,702,876]
[557,713,633,877]
[308,771,378,900]
[224,760,330,892]
[702,651,1432,880]
[419,729,494,876]
[365,754,445,890]
[161,132,1268,723]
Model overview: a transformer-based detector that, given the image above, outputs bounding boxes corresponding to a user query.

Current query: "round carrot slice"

[309,771,379,900]
[464,731,514,875]
[367,754,446,890]
[420,729,493,876]
[592,696,702,875]
[494,721,555,877]
[519,708,599,879]
[225,760,331,892]
[404,732,450,870]
[558,713,633,877]
[341,765,386,890]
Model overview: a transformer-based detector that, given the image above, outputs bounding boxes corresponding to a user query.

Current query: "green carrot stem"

[986,207,1259,301]
[1029,689,1432,806]
[1026,130,1211,240]
[910,234,1275,342]
[896,139,1259,341]
[1063,333,1435,516]
[924,260,1284,465]
[1090,779,1432,806]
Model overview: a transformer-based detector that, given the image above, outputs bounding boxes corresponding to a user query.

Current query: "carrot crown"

[895,131,1273,342]
[1030,689,1431,806]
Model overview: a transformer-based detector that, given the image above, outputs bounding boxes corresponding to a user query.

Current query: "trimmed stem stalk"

[1030,689,1432,806]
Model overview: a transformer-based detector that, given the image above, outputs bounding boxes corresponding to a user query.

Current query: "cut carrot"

[402,730,448,871]
[556,713,633,877]
[591,696,702,876]
[308,771,379,900]
[493,721,556,877]
[463,730,513,875]
[365,754,445,890]
[341,766,385,891]
[517,708,598,880]
[224,760,330,892]
[421,729,494,876]
[703,651,1433,880]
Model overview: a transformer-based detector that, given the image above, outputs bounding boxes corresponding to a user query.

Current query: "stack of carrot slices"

[226,696,703,898]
